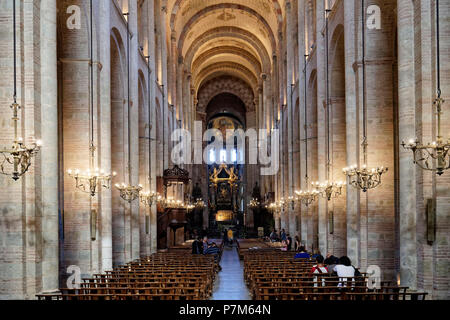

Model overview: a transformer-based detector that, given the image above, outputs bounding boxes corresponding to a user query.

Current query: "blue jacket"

[295,252,310,259]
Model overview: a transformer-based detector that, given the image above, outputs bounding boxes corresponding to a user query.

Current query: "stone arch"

[185,27,272,74]
[169,0,283,33]
[329,24,345,98]
[197,76,255,115]
[194,62,258,93]
[177,3,277,57]
[192,46,262,77]
[205,92,247,126]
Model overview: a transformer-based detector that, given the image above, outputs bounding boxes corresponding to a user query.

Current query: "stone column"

[161,4,169,170]
[39,0,59,294]
[59,0,96,278]
[330,98,347,256]
[397,0,417,291]
[343,0,360,266]
[146,0,157,254]
[316,0,327,254]
[98,0,112,273]
[349,1,396,278]
[129,0,140,261]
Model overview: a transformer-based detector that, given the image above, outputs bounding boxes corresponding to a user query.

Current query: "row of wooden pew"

[37,241,223,301]
[241,244,428,301]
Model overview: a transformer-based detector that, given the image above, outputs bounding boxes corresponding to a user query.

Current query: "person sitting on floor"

[294,246,311,259]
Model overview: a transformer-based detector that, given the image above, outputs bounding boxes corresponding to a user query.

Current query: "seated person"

[333,256,356,287]
[310,255,328,274]
[204,242,221,270]
[310,255,328,287]
[204,242,220,256]
[294,246,311,259]
[191,237,203,254]
[202,236,209,251]
[269,229,278,242]
[280,240,288,251]
[324,252,339,274]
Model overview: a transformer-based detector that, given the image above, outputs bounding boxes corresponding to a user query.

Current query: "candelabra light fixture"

[140,190,160,207]
[115,183,143,203]
[68,168,116,197]
[0,0,41,181]
[402,0,448,175]
[248,198,260,209]
[194,198,206,209]
[343,0,388,191]
[343,165,387,193]
[295,188,320,206]
[312,180,346,201]
[287,195,298,209]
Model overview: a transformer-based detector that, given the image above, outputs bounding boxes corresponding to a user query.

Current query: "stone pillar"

[161,4,169,170]
[146,0,157,255]
[397,0,417,291]
[98,0,112,273]
[59,0,96,278]
[361,1,396,279]
[343,0,360,266]
[316,0,327,254]
[329,98,347,256]
[129,0,140,261]
[39,0,59,294]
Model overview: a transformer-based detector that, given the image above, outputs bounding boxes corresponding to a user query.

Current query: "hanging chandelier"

[248,198,260,209]
[343,0,388,192]
[312,180,345,201]
[195,198,206,209]
[140,190,159,207]
[343,165,387,192]
[307,10,344,201]
[115,183,143,203]
[68,168,116,197]
[402,0,448,175]
[0,0,41,181]
[67,0,114,195]
[115,12,142,203]
[295,189,320,206]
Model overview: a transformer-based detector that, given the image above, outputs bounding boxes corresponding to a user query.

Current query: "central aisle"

[211,245,251,300]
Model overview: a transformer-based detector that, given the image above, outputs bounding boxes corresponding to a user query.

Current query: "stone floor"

[211,244,251,300]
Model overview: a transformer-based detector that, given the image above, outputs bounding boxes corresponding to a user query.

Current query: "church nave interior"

[0,0,448,301]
